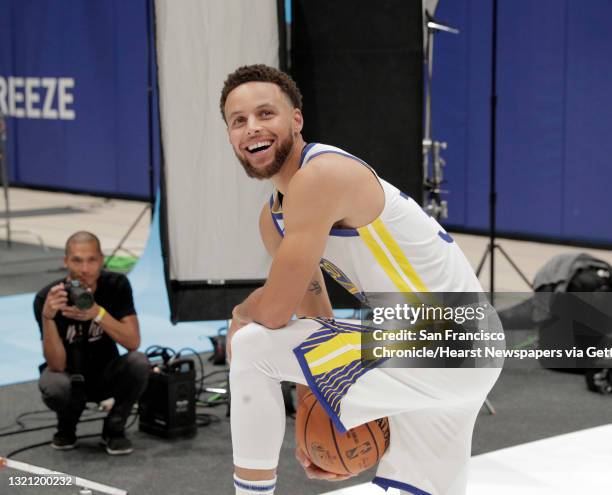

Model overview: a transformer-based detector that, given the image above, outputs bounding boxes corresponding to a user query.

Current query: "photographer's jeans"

[39,351,149,436]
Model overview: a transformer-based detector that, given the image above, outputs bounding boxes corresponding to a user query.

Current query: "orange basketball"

[295,392,390,475]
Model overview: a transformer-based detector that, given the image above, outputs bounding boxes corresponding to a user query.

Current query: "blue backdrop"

[0,0,157,199]
[2,0,610,242]
[433,0,612,245]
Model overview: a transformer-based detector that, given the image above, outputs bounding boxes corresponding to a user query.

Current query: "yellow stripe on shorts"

[309,348,362,376]
[304,332,361,365]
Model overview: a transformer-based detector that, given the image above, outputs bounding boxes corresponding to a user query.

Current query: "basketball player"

[221,65,501,495]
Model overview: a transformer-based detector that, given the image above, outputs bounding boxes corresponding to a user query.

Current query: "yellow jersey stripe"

[372,218,429,293]
[310,348,362,376]
[357,225,414,293]
[304,332,362,364]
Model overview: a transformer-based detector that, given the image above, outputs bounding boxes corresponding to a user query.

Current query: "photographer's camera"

[64,280,95,310]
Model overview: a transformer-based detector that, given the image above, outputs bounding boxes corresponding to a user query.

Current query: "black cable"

[195,413,221,428]
[144,345,176,365]
[0,409,65,431]
[0,416,106,438]
[0,410,48,432]
[1,404,135,439]
[5,412,139,460]
[144,344,175,355]
[13,407,102,428]
[5,440,58,459]
[125,411,139,431]
[175,347,204,373]
[5,432,103,459]
[196,369,229,381]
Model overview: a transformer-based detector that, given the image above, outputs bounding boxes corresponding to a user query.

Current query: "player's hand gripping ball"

[295,392,390,475]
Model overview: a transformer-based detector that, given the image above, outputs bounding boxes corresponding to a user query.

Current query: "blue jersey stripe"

[306,149,371,169]
[330,227,360,237]
[271,214,284,237]
[438,230,454,243]
[372,477,432,495]
[299,142,317,166]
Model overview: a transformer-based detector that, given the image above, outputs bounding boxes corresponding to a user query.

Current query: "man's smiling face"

[224,81,302,179]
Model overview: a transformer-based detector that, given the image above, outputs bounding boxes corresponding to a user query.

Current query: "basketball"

[295,392,390,475]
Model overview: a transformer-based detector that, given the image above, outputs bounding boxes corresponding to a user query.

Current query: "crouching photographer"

[33,231,149,455]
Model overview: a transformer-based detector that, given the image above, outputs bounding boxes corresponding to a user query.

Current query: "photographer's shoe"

[51,432,77,450]
[101,432,133,455]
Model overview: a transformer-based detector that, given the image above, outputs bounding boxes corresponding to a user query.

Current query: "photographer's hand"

[62,301,141,351]
[61,303,100,321]
[42,283,68,319]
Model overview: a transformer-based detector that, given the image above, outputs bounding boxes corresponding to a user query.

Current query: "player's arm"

[238,168,344,329]
[295,269,333,319]
[226,196,334,360]
[258,202,334,319]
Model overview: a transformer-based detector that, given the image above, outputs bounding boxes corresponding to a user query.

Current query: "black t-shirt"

[34,271,137,380]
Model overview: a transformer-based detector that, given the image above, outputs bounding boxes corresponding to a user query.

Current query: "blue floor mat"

[0,196,355,387]
[0,198,221,387]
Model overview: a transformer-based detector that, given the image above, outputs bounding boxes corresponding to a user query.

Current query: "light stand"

[0,112,10,247]
[103,0,157,266]
[475,0,531,303]
[422,12,458,220]
[0,112,48,252]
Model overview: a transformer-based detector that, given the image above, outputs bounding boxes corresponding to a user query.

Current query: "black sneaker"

[51,432,77,450]
[101,433,133,455]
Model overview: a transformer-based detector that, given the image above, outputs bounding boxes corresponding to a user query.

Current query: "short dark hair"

[220,64,303,122]
[65,231,103,256]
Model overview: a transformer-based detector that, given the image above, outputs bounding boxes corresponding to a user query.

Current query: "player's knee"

[230,323,270,371]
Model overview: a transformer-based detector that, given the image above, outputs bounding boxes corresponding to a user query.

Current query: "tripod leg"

[104,204,151,265]
[496,244,532,289]
[475,244,491,277]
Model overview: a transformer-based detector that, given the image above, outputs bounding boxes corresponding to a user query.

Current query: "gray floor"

[0,240,65,296]
[2,188,612,494]
[2,364,612,495]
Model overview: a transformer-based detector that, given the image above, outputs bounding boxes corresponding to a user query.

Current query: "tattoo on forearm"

[309,281,322,295]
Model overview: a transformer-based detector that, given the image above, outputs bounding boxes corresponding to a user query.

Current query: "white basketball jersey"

[270,143,482,297]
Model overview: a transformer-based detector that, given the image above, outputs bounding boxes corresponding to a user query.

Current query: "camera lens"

[75,292,95,310]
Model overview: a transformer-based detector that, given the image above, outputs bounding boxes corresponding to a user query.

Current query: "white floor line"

[320,425,612,494]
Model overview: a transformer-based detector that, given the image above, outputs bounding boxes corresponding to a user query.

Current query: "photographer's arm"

[60,304,141,352]
[42,319,67,372]
[95,312,140,352]
[40,284,68,371]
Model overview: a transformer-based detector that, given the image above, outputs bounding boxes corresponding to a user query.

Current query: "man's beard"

[236,134,294,180]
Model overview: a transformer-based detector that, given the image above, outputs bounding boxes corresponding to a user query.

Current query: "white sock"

[233,474,276,495]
